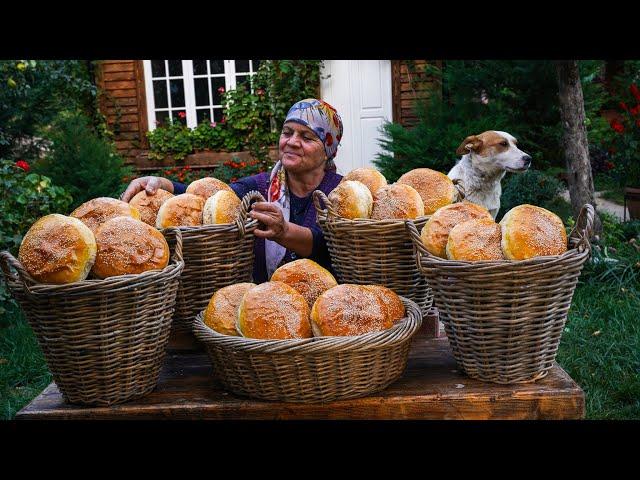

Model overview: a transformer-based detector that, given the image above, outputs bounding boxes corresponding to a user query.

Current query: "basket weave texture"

[406,203,595,384]
[313,190,433,315]
[192,296,422,403]
[165,190,264,334]
[0,228,185,406]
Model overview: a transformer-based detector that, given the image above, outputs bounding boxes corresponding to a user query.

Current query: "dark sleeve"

[308,223,333,272]
[229,175,261,199]
[171,181,187,195]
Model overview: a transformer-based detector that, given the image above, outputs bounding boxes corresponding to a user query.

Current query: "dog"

[447,131,532,218]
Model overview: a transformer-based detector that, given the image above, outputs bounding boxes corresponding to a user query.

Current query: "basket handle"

[568,203,595,252]
[236,190,266,239]
[404,220,427,272]
[162,227,184,265]
[452,178,466,202]
[312,190,339,221]
[0,250,36,295]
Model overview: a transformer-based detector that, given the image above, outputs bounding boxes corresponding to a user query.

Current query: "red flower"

[220,116,226,124]
[210,122,217,128]
[178,111,186,119]
[630,104,640,117]
[218,86,225,94]
[15,160,29,172]
[605,161,615,170]
[630,83,640,101]
[610,119,625,134]
[620,101,629,111]
[256,88,265,96]
[240,161,246,168]
[230,177,237,182]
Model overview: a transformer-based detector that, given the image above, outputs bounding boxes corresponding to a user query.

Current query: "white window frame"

[143,60,260,131]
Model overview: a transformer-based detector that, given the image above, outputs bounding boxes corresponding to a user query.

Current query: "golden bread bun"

[91,216,170,278]
[310,284,396,337]
[237,281,312,339]
[420,202,492,258]
[397,168,457,215]
[342,167,388,195]
[446,218,505,261]
[186,177,233,200]
[270,259,338,308]
[18,214,97,284]
[362,285,405,324]
[204,282,256,336]
[371,183,425,220]
[500,204,568,260]
[202,190,241,225]
[327,180,373,219]
[156,193,205,228]
[129,189,174,226]
[70,197,141,234]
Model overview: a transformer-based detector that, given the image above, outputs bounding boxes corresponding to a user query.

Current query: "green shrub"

[34,113,133,210]
[190,122,226,152]
[497,169,564,220]
[146,119,193,161]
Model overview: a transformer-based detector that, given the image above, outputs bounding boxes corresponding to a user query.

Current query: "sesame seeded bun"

[420,202,493,258]
[186,177,233,200]
[18,214,97,284]
[156,193,205,228]
[446,218,505,261]
[397,168,457,215]
[342,167,388,196]
[500,204,568,260]
[370,183,425,220]
[91,216,170,279]
[270,259,338,308]
[362,285,406,324]
[204,282,256,336]
[237,281,312,339]
[129,189,174,226]
[310,284,396,337]
[202,190,241,225]
[327,180,373,219]
[70,197,141,234]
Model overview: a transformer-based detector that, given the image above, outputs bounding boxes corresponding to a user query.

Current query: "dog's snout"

[522,155,532,167]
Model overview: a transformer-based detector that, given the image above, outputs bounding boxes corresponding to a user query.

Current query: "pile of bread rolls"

[420,202,568,261]
[203,258,406,340]
[327,167,457,220]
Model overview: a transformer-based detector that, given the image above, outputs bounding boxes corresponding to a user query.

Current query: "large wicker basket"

[164,190,264,336]
[313,190,434,315]
[406,203,595,384]
[192,296,422,403]
[0,228,184,406]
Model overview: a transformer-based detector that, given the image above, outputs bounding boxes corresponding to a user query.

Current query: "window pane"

[236,75,250,89]
[213,108,223,123]
[211,77,225,104]
[172,109,187,125]
[194,78,210,106]
[153,80,168,108]
[155,110,169,126]
[235,60,250,73]
[170,79,185,107]
[193,59,207,75]
[209,60,224,75]
[252,60,262,72]
[151,60,166,78]
[168,60,183,77]
[196,108,211,125]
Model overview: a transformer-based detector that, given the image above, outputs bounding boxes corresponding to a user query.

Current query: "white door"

[320,60,393,175]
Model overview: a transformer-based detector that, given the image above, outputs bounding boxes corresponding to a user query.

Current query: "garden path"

[560,190,627,220]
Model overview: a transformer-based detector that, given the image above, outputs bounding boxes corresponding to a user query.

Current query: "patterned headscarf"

[265,98,343,278]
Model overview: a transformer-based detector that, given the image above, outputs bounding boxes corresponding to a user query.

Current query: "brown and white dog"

[447,131,531,218]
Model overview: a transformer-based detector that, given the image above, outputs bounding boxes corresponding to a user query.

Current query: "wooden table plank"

[16,330,584,420]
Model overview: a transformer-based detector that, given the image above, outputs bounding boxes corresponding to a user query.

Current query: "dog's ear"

[455,135,483,156]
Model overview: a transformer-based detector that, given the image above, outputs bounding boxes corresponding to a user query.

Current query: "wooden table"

[16,326,585,420]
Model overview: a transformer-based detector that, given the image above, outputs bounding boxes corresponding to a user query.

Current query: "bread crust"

[397,168,457,215]
[342,168,388,195]
[70,197,141,234]
[129,189,174,226]
[270,259,338,308]
[204,282,256,336]
[446,218,505,261]
[186,177,233,200]
[202,190,241,225]
[371,183,425,220]
[327,180,373,219]
[156,193,205,228]
[362,285,406,324]
[500,204,567,260]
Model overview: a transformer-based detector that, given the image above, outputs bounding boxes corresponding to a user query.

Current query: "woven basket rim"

[192,296,422,354]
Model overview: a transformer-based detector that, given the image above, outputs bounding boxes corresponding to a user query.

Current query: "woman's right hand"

[120,176,174,203]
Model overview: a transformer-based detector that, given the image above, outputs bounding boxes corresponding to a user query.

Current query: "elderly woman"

[120,98,344,283]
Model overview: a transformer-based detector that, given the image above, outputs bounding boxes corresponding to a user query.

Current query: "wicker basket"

[164,190,264,336]
[406,203,595,384]
[0,228,185,406]
[192,296,422,403]
[313,190,434,315]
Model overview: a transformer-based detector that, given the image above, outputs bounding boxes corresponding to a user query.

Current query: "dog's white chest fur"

[448,156,505,218]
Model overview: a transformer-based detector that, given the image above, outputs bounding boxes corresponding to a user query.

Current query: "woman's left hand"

[250,202,289,241]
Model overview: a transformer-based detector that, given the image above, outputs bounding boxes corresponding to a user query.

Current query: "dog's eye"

[500,141,508,147]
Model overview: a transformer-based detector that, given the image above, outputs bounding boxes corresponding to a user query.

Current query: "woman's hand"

[250,202,289,241]
[120,176,174,203]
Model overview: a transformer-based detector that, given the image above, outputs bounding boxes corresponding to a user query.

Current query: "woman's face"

[279,121,327,174]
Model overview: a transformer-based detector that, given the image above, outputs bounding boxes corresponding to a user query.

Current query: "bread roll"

[92,216,170,278]
[327,180,373,219]
[446,218,505,261]
[370,183,425,220]
[420,202,492,258]
[310,284,395,337]
[129,189,174,226]
[270,259,338,308]
[186,177,233,200]
[204,282,256,336]
[18,214,97,284]
[237,281,312,339]
[202,190,241,225]
[70,197,141,234]
[342,168,388,196]
[500,204,568,260]
[156,193,205,228]
[397,168,457,215]
[362,285,405,324]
